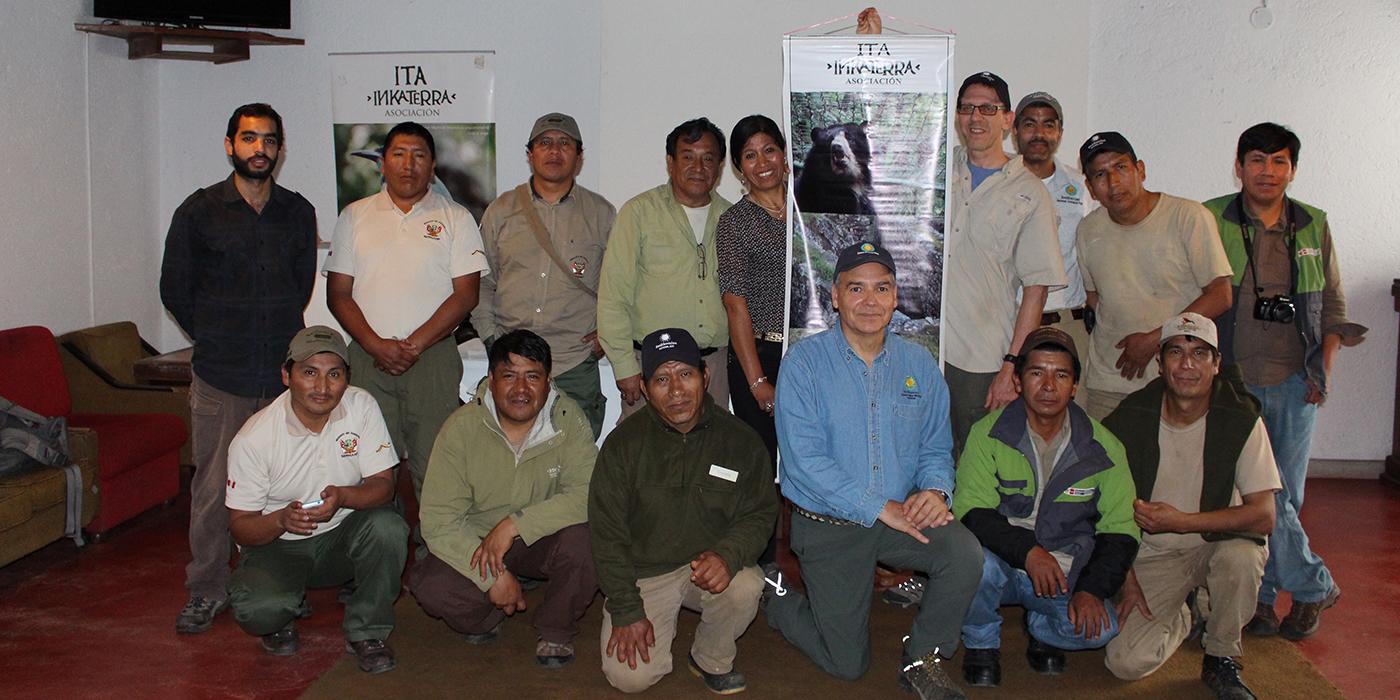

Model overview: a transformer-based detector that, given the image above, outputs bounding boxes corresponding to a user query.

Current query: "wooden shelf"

[75,23,303,64]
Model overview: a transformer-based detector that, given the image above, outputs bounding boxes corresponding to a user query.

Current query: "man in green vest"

[1202,122,1365,641]
[1102,313,1280,700]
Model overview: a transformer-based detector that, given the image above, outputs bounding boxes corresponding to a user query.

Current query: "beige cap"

[286,325,349,363]
[529,112,582,144]
[1159,312,1218,351]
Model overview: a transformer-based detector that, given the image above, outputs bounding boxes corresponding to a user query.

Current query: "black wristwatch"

[1002,353,1017,365]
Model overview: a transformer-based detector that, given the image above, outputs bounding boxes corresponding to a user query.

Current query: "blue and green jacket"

[954,400,1140,599]
[1203,193,1330,392]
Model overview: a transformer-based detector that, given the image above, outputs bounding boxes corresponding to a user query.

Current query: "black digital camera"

[1253,294,1296,323]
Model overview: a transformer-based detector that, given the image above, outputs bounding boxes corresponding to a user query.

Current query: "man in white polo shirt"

[226,326,408,674]
[325,121,489,502]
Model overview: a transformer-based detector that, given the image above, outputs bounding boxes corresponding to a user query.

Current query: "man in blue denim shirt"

[768,242,982,700]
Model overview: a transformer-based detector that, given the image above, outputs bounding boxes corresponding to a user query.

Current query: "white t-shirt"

[226,387,399,541]
[1142,415,1281,552]
[323,188,490,339]
[684,203,711,245]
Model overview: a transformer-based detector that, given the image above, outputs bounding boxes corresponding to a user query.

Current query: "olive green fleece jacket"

[588,396,777,627]
[420,378,596,592]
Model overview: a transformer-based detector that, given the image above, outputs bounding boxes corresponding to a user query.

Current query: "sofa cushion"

[69,413,188,479]
[0,466,69,529]
[60,322,146,385]
[0,326,71,418]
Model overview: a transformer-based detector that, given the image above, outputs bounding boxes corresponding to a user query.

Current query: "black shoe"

[346,638,397,674]
[175,595,229,634]
[260,622,300,656]
[1201,654,1256,700]
[535,639,575,669]
[337,583,355,605]
[295,596,313,619]
[759,562,788,610]
[898,650,966,699]
[961,647,1001,687]
[1243,602,1280,637]
[1026,635,1066,675]
[462,622,502,645]
[688,654,747,695]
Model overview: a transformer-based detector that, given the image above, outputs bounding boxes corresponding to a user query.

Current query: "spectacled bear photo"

[795,122,876,217]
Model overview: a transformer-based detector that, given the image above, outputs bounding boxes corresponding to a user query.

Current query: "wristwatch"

[1002,353,1017,365]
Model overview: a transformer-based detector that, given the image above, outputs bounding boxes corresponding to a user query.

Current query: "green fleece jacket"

[589,397,777,627]
[420,379,596,592]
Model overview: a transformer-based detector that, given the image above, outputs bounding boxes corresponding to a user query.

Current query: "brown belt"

[792,504,862,527]
[1041,308,1086,326]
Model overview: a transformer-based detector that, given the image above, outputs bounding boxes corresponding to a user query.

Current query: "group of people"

[156,56,1361,699]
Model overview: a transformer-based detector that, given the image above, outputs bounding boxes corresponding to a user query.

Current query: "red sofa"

[0,326,187,536]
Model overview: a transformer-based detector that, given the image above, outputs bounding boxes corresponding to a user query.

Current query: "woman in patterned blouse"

[717,114,790,464]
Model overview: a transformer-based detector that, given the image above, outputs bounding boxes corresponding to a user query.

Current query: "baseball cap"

[958,71,1011,109]
[640,328,702,380]
[1079,131,1137,172]
[1020,326,1078,365]
[287,325,349,363]
[1159,312,1219,351]
[1015,91,1064,122]
[834,241,897,277]
[529,112,582,144]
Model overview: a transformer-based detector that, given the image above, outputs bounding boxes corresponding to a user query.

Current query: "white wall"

[0,1,161,338]
[1087,0,1400,460]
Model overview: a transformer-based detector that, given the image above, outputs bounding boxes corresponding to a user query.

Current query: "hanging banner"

[783,34,954,360]
[330,51,496,221]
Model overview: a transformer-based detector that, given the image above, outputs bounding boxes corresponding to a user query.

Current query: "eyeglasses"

[956,103,1008,116]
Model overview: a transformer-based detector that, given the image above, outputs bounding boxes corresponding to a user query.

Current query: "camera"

[1253,294,1296,323]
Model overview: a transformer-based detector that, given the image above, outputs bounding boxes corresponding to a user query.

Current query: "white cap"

[1159,312,1218,351]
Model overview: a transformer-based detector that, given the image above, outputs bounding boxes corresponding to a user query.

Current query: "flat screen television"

[92,1,291,30]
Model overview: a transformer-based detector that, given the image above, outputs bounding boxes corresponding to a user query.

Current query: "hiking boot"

[688,654,747,695]
[535,639,575,669]
[175,595,228,634]
[898,650,966,699]
[463,622,502,645]
[1025,635,1066,675]
[1243,602,1280,636]
[1201,654,1256,700]
[961,647,1001,688]
[1280,585,1341,641]
[260,622,300,656]
[346,638,397,674]
[883,575,927,608]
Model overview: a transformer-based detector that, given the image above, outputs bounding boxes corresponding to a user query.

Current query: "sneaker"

[535,639,575,669]
[1025,635,1066,675]
[883,575,926,608]
[1280,585,1340,641]
[898,650,966,699]
[961,647,1001,688]
[1201,654,1256,700]
[175,595,229,634]
[1243,602,1280,636]
[463,622,502,645]
[688,654,747,695]
[260,622,300,656]
[346,638,397,674]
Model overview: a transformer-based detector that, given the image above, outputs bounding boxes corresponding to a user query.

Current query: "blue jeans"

[961,548,1118,650]
[1247,372,1334,605]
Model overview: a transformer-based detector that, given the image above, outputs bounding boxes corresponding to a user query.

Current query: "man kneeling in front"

[590,327,777,694]
[226,326,408,674]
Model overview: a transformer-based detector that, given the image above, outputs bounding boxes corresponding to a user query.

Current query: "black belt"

[1041,308,1086,326]
[791,504,862,527]
[634,340,719,356]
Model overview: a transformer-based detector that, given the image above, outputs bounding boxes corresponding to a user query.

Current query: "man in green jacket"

[411,330,597,669]
[590,327,777,695]
[956,327,1139,688]
[1102,313,1280,700]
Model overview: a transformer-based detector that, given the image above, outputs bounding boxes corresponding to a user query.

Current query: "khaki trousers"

[1083,387,1131,422]
[600,563,763,693]
[616,349,729,422]
[1105,538,1267,680]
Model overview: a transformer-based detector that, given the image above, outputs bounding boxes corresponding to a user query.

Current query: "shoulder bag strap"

[514,184,596,298]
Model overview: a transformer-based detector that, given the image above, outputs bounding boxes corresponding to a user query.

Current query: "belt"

[756,331,784,344]
[1040,308,1086,326]
[634,340,720,356]
[792,504,862,527]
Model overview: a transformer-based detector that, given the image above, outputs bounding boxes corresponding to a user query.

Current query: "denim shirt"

[775,322,955,527]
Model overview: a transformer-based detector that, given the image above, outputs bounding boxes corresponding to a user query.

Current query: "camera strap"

[1232,193,1296,297]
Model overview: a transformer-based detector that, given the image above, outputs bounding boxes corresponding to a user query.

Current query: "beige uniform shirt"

[1077,194,1231,394]
[472,182,615,374]
[1142,416,1281,553]
[945,147,1066,373]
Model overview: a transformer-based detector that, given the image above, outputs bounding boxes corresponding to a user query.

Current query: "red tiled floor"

[0,477,1395,697]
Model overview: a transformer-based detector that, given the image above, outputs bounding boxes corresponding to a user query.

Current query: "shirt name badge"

[709,465,738,483]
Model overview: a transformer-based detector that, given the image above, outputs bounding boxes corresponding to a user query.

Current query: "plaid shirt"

[160,174,317,398]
